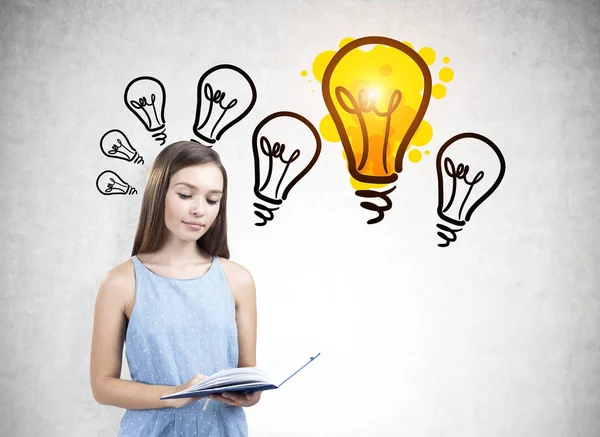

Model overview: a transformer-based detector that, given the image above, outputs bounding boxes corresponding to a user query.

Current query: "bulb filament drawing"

[442,158,485,221]
[197,83,238,139]
[336,87,402,174]
[258,137,301,199]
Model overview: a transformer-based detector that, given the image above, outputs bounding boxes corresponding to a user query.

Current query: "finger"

[221,392,247,403]
[209,394,238,406]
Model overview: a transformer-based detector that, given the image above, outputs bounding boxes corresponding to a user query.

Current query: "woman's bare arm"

[89,263,198,410]
[221,258,257,368]
[212,258,261,407]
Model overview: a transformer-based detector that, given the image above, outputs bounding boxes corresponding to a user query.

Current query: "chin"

[184,228,207,238]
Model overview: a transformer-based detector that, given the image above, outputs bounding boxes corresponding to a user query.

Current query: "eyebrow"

[174,182,222,194]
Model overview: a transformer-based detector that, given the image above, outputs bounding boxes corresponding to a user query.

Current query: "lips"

[183,221,205,231]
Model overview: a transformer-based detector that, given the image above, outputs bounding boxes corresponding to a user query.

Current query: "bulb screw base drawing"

[151,128,167,146]
[436,222,463,247]
[355,185,397,225]
[253,202,280,227]
[130,152,144,165]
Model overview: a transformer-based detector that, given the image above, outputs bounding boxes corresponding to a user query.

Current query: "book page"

[181,367,272,393]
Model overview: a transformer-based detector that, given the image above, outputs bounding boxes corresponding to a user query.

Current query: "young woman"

[90,141,261,436]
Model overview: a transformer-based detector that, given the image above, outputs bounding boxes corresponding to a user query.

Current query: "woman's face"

[164,163,224,241]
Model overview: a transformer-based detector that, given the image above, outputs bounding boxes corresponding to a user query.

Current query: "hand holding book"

[164,372,209,409]
[160,353,321,401]
[208,390,262,407]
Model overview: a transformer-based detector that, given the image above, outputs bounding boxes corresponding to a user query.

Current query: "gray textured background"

[1,0,599,435]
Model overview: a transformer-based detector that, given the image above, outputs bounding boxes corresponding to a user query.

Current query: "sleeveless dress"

[117,255,248,437]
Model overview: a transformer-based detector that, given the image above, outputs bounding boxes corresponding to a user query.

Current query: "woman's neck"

[145,239,209,266]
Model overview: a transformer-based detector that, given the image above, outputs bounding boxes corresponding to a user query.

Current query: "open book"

[160,353,321,400]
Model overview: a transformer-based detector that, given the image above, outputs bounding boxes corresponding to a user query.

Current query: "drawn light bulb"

[124,76,167,146]
[100,129,144,164]
[436,132,506,247]
[193,64,257,145]
[322,36,432,224]
[96,170,138,196]
[252,111,321,226]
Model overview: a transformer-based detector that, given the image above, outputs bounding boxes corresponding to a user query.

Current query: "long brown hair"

[131,141,230,258]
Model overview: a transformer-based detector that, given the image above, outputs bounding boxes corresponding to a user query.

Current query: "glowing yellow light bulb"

[321,36,432,223]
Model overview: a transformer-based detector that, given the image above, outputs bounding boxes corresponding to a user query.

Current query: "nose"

[190,199,205,217]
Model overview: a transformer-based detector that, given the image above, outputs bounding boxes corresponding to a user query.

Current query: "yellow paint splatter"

[425,150,430,155]
[301,70,308,77]
[339,37,354,48]
[312,50,336,82]
[432,83,447,98]
[443,56,450,63]
[439,67,454,82]
[408,149,422,163]
[418,47,436,65]
[411,120,433,146]
[319,114,340,142]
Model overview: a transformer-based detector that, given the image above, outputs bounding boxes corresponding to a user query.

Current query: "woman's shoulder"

[218,257,255,294]
[104,257,135,284]
[97,258,136,304]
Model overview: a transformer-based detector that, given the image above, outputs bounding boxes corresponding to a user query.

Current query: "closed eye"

[178,193,191,199]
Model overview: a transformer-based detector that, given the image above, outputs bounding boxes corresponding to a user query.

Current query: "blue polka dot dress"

[117,255,248,437]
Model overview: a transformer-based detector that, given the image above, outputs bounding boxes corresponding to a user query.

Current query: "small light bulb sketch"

[100,130,144,164]
[96,170,138,196]
[124,76,167,146]
[252,111,321,226]
[435,132,506,247]
[193,64,257,145]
